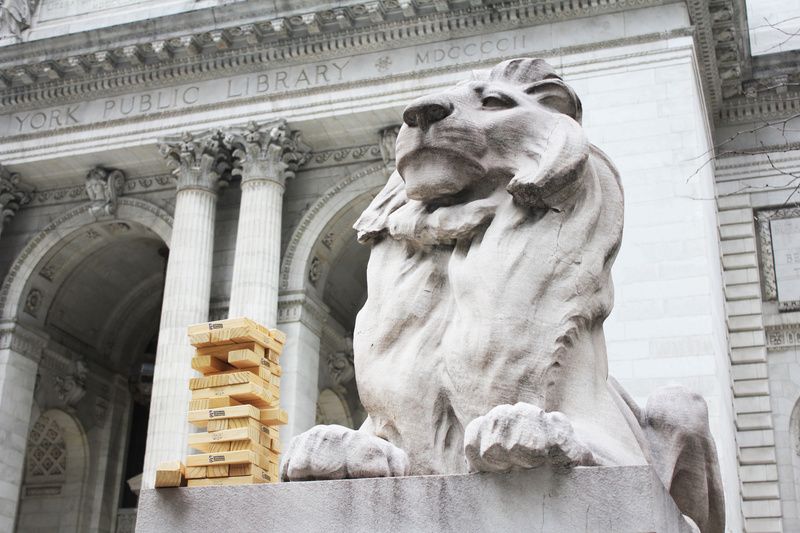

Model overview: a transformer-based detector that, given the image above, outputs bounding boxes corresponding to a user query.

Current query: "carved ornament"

[159,130,233,193]
[85,166,125,217]
[226,120,311,186]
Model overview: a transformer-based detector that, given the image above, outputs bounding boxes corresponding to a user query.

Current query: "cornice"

[1,0,683,112]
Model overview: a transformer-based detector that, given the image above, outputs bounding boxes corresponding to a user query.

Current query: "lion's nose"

[402,97,453,130]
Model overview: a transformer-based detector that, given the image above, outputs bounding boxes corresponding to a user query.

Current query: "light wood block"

[188,405,286,427]
[188,405,260,426]
[196,341,266,359]
[186,450,274,470]
[188,319,281,351]
[229,463,275,482]
[191,382,273,408]
[184,466,207,480]
[270,329,286,345]
[207,416,252,432]
[260,407,288,425]
[189,370,268,391]
[191,355,235,374]
[187,396,241,411]
[207,464,229,478]
[188,425,260,450]
[155,461,185,488]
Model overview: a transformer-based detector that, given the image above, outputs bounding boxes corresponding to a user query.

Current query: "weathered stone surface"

[137,466,695,533]
[284,58,725,533]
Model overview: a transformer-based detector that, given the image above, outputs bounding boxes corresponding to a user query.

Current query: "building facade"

[0,0,798,531]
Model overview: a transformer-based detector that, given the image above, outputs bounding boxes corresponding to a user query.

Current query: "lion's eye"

[481,95,513,109]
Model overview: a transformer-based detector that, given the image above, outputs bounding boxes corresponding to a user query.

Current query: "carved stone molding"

[306,144,383,169]
[54,357,87,407]
[0,321,48,362]
[766,325,800,351]
[159,130,233,193]
[756,206,800,308]
[226,120,311,186]
[0,0,710,113]
[0,163,32,226]
[0,0,35,40]
[30,174,174,207]
[280,162,387,291]
[379,125,401,167]
[85,167,125,217]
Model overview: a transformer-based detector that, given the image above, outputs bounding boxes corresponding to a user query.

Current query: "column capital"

[0,164,32,228]
[159,130,233,194]
[227,120,311,187]
[277,290,329,335]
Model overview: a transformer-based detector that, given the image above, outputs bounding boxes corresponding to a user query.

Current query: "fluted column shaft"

[228,179,284,326]
[227,120,309,327]
[141,188,217,488]
[142,131,231,489]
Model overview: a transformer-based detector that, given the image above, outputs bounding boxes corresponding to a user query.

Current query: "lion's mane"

[351,60,626,474]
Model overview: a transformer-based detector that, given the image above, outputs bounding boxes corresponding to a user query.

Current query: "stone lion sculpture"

[282,58,724,533]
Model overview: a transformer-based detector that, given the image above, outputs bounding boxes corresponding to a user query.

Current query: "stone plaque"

[770,217,800,304]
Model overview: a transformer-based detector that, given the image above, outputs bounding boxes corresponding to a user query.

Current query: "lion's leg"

[280,417,411,482]
[463,403,596,472]
[642,386,725,533]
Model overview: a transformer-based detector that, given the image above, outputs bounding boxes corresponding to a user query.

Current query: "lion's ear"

[524,78,582,123]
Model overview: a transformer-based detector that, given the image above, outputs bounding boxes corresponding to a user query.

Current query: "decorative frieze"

[85,167,125,217]
[0,0,706,115]
[766,325,800,350]
[756,206,800,308]
[159,130,232,193]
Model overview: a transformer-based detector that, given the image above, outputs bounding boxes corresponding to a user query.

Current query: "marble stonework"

[0,0,798,532]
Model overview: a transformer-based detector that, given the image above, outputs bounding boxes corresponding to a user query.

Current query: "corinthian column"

[141,130,231,489]
[0,165,31,241]
[227,120,310,326]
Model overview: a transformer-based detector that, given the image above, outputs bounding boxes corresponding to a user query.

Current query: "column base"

[136,465,694,532]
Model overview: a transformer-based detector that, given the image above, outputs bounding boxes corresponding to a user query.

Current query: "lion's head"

[355,58,610,244]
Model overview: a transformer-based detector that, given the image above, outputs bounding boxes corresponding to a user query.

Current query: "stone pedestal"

[136,466,694,533]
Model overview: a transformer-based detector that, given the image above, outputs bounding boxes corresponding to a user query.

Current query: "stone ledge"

[136,465,693,532]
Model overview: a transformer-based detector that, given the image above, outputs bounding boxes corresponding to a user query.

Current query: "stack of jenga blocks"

[155,317,287,488]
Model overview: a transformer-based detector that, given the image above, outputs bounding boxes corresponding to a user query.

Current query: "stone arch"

[18,409,89,532]
[316,388,353,428]
[0,198,173,321]
[280,163,388,293]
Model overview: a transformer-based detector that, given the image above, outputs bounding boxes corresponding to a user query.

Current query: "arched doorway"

[17,409,88,532]
[2,201,171,532]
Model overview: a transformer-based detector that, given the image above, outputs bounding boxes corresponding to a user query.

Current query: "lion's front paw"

[280,424,410,481]
[464,403,596,473]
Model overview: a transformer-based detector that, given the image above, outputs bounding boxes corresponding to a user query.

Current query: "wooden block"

[184,466,207,480]
[155,461,185,488]
[196,341,266,359]
[207,416,251,432]
[188,405,261,427]
[207,464,229,478]
[188,320,279,350]
[188,425,261,452]
[188,396,241,411]
[191,355,235,375]
[229,463,275,483]
[260,407,288,425]
[186,450,274,470]
[270,329,286,345]
[191,382,274,408]
[189,370,268,391]
[187,474,269,487]
[226,349,261,368]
